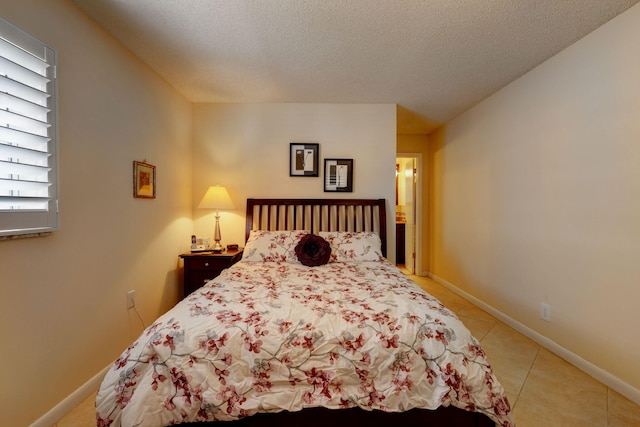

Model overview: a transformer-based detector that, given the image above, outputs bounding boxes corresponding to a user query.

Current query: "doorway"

[396,154,421,274]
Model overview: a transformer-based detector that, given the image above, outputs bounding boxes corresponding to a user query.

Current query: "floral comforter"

[96,260,513,426]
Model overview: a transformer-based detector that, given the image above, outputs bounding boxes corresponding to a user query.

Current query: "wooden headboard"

[245,198,387,257]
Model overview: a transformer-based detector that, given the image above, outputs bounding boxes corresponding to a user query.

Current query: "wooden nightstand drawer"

[190,271,219,288]
[188,257,229,271]
[179,250,242,298]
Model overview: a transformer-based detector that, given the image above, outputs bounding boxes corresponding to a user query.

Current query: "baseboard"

[429,273,640,406]
[30,365,109,427]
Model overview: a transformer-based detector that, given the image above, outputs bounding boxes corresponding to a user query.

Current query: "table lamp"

[198,185,235,252]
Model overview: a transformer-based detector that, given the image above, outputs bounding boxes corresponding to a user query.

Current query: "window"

[0,18,58,237]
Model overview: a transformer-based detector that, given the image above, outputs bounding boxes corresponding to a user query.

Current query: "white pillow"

[242,230,309,262]
[318,231,384,262]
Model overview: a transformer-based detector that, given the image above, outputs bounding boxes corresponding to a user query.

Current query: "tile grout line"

[510,344,542,412]
[476,317,498,342]
[606,387,610,426]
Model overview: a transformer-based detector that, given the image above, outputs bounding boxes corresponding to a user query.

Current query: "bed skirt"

[186,406,495,427]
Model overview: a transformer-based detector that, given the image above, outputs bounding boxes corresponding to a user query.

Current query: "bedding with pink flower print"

[96,259,513,427]
[318,231,384,262]
[241,230,309,263]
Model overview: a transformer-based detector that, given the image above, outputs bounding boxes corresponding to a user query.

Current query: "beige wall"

[429,4,640,401]
[192,103,397,261]
[0,1,193,425]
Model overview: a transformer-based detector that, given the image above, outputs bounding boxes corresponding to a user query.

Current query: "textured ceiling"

[73,0,638,133]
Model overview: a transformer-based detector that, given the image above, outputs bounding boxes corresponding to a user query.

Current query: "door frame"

[396,153,423,275]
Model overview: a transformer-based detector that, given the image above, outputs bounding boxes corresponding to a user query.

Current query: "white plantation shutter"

[0,18,58,237]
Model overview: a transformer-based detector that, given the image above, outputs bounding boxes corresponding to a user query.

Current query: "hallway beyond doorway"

[396,154,421,274]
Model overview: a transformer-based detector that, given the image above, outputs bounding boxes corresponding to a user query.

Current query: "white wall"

[430,4,640,401]
[0,1,193,425]
[192,103,397,261]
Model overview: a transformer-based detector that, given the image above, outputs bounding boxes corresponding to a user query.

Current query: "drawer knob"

[204,262,209,267]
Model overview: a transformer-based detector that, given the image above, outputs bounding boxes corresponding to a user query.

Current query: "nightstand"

[179,250,242,297]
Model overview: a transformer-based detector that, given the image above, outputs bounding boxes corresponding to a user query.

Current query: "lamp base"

[212,211,223,252]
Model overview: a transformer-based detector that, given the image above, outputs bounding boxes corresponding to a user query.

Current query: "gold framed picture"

[133,161,156,199]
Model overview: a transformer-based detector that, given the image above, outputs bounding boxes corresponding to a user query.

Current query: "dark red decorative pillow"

[294,233,331,267]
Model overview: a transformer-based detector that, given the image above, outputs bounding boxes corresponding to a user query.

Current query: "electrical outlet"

[540,303,551,322]
[127,290,135,309]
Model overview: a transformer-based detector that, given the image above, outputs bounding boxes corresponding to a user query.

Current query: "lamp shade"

[198,185,235,210]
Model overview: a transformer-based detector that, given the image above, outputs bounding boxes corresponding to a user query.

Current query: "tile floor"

[56,275,640,426]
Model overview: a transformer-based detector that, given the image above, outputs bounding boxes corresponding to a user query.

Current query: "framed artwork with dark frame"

[289,143,319,177]
[324,158,353,192]
[133,161,156,199]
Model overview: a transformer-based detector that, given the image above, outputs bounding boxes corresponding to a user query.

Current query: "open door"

[396,156,419,274]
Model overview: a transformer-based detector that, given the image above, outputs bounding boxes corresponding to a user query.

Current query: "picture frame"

[133,161,156,199]
[324,158,353,192]
[289,143,319,177]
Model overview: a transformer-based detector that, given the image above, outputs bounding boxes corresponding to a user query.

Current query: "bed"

[96,198,513,427]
